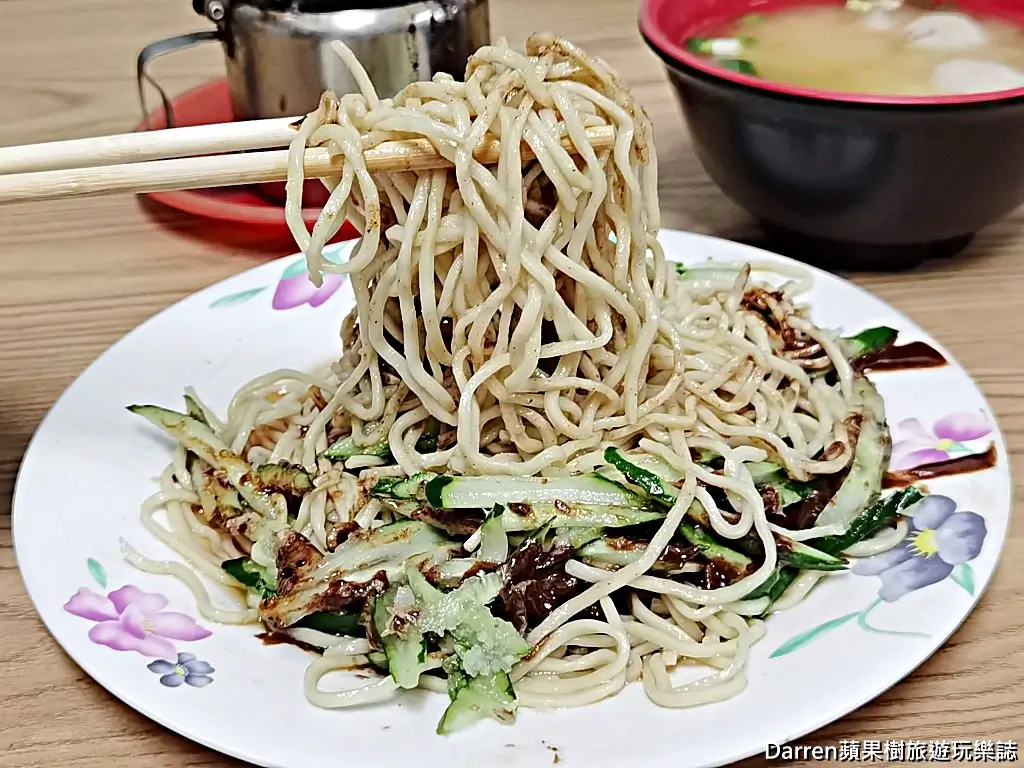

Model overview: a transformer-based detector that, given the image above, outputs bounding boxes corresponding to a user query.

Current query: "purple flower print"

[64,585,211,659]
[851,495,986,602]
[891,411,992,470]
[148,652,215,688]
[271,258,345,310]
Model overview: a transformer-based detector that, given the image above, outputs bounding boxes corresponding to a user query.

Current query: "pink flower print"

[271,258,345,310]
[891,411,992,471]
[64,585,211,659]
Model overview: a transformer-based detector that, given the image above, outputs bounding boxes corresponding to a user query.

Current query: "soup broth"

[687,2,1024,95]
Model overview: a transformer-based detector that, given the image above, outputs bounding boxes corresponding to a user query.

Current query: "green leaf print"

[769,611,860,658]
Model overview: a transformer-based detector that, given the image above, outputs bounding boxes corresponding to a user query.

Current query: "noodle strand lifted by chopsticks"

[126,34,901,729]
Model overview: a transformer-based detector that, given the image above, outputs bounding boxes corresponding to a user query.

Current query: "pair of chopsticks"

[0,116,615,205]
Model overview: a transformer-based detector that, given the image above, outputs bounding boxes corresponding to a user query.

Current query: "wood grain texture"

[0,0,1022,765]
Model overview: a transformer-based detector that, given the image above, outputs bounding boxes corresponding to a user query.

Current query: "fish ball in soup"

[904,12,990,50]
[932,58,1024,93]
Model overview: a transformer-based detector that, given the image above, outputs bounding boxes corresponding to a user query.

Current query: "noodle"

[126,34,906,732]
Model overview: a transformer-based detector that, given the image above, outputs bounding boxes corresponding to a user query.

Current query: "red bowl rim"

[639,0,1024,106]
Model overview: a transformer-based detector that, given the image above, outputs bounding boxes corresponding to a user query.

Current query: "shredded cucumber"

[129,404,286,518]
[814,376,890,533]
[372,587,426,689]
[408,568,530,678]
[840,326,898,363]
[424,473,649,510]
[436,668,517,735]
[321,435,392,462]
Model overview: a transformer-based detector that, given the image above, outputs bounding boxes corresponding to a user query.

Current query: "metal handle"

[136,31,222,130]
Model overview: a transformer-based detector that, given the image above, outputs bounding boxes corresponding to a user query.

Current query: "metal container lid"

[193,0,416,16]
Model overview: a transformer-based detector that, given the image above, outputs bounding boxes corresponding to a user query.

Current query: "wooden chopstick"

[0,126,615,205]
[0,117,302,175]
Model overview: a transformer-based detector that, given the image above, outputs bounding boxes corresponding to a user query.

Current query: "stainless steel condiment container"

[139,0,490,126]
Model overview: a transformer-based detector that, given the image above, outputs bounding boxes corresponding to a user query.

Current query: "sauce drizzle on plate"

[855,340,947,372]
[883,444,998,488]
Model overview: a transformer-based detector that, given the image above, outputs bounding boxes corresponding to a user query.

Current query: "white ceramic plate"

[14,230,1011,768]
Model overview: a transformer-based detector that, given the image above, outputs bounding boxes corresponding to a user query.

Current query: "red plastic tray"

[134,79,358,240]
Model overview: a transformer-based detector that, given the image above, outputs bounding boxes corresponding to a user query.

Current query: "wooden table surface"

[1,0,1022,766]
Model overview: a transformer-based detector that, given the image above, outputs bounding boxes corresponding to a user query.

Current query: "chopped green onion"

[740,13,765,25]
[685,37,746,57]
[719,59,759,76]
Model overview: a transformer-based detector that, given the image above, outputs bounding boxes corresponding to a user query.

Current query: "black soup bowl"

[640,0,1024,270]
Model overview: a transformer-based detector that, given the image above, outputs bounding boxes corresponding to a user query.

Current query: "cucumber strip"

[603,447,675,505]
[415,419,440,453]
[260,520,459,630]
[722,525,847,572]
[742,461,819,507]
[814,376,890,533]
[503,501,663,532]
[761,567,799,613]
[191,458,244,521]
[222,487,247,510]
[183,393,210,426]
[294,611,362,636]
[758,451,915,616]
[222,557,276,598]
[743,461,783,483]
[476,508,509,563]
[577,538,642,568]
[815,486,925,555]
[500,502,662,531]
[674,265,745,293]
[371,472,438,500]
[323,520,458,577]
[425,473,649,510]
[625,450,721,479]
[741,569,781,600]
[389,498,656,534]
[255,463,314,496]
[780,540,847,571]
[577,537,691,573]
[443,654,469,700]
[321,435,392,462]
[373,587,426,689]
[691,447,720,465]
[367,650,390,671]
[757,484,917,615]
[436,669,517,735]
[774,481,814,508]
[555,526,605,550]
[678,523,752,574]
[430,558,484,588]
[606,448,814,516]
[840,326,898,362]
[190,459,218,518]
[408,568,530,677]
[128,404,285,519]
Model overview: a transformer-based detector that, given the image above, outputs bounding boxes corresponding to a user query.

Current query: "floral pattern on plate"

[770,494,987,658]
[891,411,992,470]
[64,559,215,688]
[148,653,215,688]
[14,231,1011,768]
[209,247,349,310]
